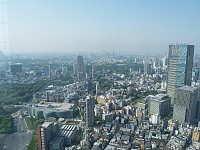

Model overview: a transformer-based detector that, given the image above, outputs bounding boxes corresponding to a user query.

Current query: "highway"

[0,112,33,150]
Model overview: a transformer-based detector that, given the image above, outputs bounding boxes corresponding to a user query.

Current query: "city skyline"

[0,0,200,55]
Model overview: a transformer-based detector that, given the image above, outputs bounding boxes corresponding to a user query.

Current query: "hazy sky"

[1,0,200,55]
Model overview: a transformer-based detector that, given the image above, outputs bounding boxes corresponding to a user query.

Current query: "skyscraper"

[44,65,51,77]
[37,122,59,150]
[173,86,200,124]
[167,44,194,104]
[86,96,94,128]
[74,56,86,80]
[144,62,153,75]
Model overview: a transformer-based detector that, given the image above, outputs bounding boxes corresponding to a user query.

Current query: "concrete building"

[94,105,103,118]
[173,86,200,124]
[162,56,167,68]
[167,44,194,104]
[149,94,171,117]
[10,63,22,74]
[49,136,65,150]
[86,96,95,128]
[192,128,200,142]
[28,102,75,119]
[37,122,59,150]
[144,62,153,75]
[102,113,114,122]
[150,113,160,125]
[192,67,199,82]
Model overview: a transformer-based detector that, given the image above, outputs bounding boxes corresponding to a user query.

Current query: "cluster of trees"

[99,78,113,90]
[33,118,45,129]
[0,81,48,106]
[0,109,13,134]
[57,74,74,85]
[72,129,83,145]
[0,81,48,134]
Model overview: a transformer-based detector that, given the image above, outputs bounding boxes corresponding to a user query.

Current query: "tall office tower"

[92,65,97,79]
[37,122,59,150]
[85,96,94,128]
[144,62,153,75]
[44,65,51,77]
[173,86,200,124]
[87,79,93,95]
[74,56,86,80]
[167,44,194,104]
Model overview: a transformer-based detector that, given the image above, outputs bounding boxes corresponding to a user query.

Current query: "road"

[0,112,33,150]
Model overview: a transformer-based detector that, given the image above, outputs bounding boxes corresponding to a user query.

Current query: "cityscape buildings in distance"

[4,43,200,150]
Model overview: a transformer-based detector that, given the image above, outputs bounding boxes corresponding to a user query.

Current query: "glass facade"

[167,44,194,104]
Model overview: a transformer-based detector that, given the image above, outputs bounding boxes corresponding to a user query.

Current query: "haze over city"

[2,1,200,150]
[0,0,199,55]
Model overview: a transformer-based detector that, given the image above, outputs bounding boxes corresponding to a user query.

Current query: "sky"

[0,0,200,55]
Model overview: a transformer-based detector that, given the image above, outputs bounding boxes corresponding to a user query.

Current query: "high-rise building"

[192,68,199,82]
[74,56,86,80]
[144,62,153,75]
[44,65,51,77]
[86,96,95,128]
[106,101,113,112]
[92,65,97,79]
[95,82,99,97]
[10,63,22,74]
[37,122,59,150]
[149,94,171,118]
[162,56,167,68]
[167,44,194,104]
[173,86,200,124]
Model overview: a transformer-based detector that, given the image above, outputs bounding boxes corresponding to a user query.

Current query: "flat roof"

[178,86,199,92]
[151,94,170,102]
[154,94,168,99]
[42,122,52,128]
[36,102,74,110]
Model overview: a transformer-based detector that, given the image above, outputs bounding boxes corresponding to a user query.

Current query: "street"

[0,112,33,150]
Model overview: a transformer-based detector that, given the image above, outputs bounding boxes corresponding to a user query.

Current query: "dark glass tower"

[167,44,194,104]
[86,96,94,128]
[74,56,86,80]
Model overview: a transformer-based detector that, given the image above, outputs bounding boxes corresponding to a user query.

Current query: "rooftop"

[178,86,200,92]
[36,102,74,110]
[42,122,52,128]
[151,94,170,102]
